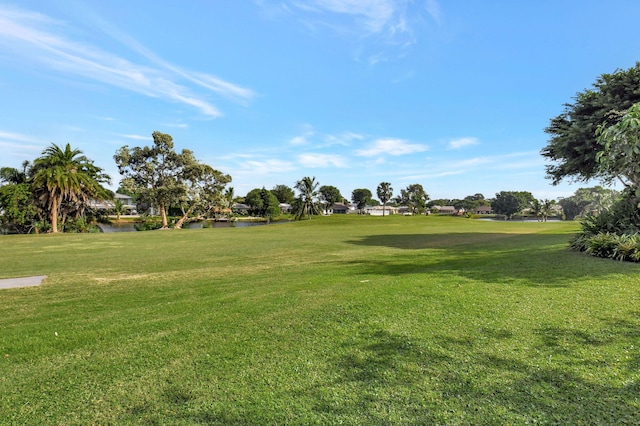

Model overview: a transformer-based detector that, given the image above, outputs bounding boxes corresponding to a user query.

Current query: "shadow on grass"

[308,320,640,424]
[344,233,632,286]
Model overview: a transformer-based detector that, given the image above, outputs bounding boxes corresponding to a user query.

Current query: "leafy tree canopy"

[558,186,620,220]
[115,131,206,229]
[396,184,429,215]
[351,188,372,213]
[271,184,295,204]
[319,185,343,213]
[542,62,640,185]
[596,103,640,191]
[492,191,534,219]
[245,187,279,219]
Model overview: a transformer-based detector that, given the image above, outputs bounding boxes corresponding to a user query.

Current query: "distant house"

[364,205,398,216]
[279,203,293,214]
[114,193,137,213]
[232,203,250,215]
[473,206,493,215]
[89,193,137,213]
[331,203,350,214]
[437,206,457,214]
[397,206,412,215]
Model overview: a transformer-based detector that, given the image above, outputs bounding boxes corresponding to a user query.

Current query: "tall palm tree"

[377,182,393,217]
[294,176,321,220]
[530,199,543,222]
[541,199,556,222]
[32,143,110,233]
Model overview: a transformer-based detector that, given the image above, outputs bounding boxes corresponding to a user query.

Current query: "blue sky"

[1,1,639,201]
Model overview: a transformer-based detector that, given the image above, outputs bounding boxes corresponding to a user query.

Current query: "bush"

[572,232,640,262]
[134,215,163,231]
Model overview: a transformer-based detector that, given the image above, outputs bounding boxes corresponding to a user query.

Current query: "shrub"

[134,215,163,231]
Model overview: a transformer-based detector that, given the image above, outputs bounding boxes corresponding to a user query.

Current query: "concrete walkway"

[0,276,46,289]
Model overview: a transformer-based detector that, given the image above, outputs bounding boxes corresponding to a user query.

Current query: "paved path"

[0,276,46,289]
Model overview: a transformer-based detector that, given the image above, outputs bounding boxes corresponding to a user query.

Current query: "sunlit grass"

[1,215,639,424]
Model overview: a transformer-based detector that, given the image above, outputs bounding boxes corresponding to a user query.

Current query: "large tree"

[271,184,295,204]
[244,188,262,215]
[32,143,111,233]
[114,131,191,229]
[319,185,343,214]
[397,184,429,215]
[376,182,393,217]
[174,154,231,229]
[492,191,533,219]
[294,176,321,220]
[542,62,640,185]
[558,186,619,220]
[351,188,372,214]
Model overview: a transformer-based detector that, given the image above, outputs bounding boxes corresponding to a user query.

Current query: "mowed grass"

[1,215,640,424]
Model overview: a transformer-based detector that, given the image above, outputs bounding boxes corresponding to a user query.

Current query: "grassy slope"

[1,216,639,424]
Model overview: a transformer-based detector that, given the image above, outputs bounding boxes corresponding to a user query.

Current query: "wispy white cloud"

[0,130,39,143]
[0,131,43,158]
[283,0,442,58]
[242,159,296,175]
[425,0,442,24]
[298,153,348,168]
[323,131,363,147]
[0,4,254,118]
[298,0,395,33]
[118,134,152,141]
[355,138,428,157]
[448,137,479,150]
[0,141,41,151]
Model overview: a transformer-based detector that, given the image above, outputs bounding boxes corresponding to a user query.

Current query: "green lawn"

[1,215,639,424]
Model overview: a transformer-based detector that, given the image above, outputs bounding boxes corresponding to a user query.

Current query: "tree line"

[1,130,615,234]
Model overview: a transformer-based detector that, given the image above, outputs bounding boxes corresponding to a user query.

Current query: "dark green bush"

[571,189,640,261]
[134,215,163,231]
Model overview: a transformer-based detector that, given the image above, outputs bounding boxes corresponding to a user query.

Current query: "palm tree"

[32,143,111,233]
[530,199,543,222]
[294,176,321,220]
[376,182,393,217]
[541,199,556,222]
[0,160,31,184]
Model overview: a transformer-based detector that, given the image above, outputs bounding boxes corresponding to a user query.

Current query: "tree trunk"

[50,196,59,233]
[174,206,195,229]
[160,202,169,229]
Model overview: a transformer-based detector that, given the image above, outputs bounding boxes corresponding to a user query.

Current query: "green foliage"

[570,190,640,261]
[376,182,393,216]
[114,131,190,229]
[558,186,619,220]
[32,143,111,233]
[492,191,533,219]
[260,188,281,222]
[271,184,295,204]
[596,103,640,189]
[0,182,40,234]
[134,215,163,231]
[294,176,321,220]
[572,232,640,262]
[319,185,343,213]
[542,62,640,184]
[351,188,372,213]
[395,184,429,215]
